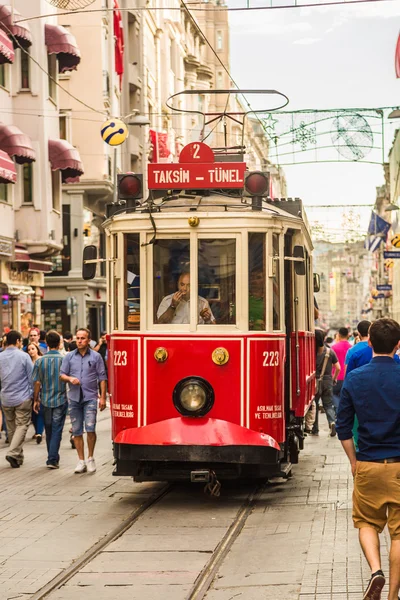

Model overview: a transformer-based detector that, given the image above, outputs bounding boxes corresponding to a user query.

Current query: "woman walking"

[27,342,44,443]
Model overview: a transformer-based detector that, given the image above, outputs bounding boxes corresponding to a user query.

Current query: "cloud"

[293,36,322,45]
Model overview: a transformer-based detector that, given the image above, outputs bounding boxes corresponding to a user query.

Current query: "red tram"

[83,93,317,483]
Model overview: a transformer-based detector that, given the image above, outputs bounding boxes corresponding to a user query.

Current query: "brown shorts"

[353,460,400,539]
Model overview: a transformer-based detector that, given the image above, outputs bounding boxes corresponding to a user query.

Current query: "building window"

[51,170,60,211]
[20,48,30,89]
[22,163,33,203]
[216,31,223,51]
[0,183,8,203]
[59,112,71,141]
[48,54,57,102]
[0,64,9,90]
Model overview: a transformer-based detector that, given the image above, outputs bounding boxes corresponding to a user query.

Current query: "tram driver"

[157,272,215,325]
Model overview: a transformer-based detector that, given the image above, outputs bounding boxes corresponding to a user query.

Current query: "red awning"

[0,123,35,164]
[45,24,81,73]
[0,28,13,64]
[14,244,29,263]
[28,259,53,273]
[0,5,32,49]
[0,149,16,184]
[48,139,84,183]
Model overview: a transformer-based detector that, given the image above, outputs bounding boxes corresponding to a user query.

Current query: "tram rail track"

[30,483,172,600]
[30,481,265,600]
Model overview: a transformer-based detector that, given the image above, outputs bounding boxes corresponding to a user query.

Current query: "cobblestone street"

[0,415,390,600]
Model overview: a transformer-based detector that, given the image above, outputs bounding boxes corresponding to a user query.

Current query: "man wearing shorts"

[60,328,107,474]
[337,318,400,600]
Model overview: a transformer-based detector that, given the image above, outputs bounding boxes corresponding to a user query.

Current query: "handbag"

[315,349,330,399]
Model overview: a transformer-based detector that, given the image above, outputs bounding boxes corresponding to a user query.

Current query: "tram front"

[83,141,315,483]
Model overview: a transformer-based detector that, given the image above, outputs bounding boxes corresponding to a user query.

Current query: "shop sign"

[376,284,392,291]
[9,268,34,284]
[0,237,13,258]
[384,251,400,259]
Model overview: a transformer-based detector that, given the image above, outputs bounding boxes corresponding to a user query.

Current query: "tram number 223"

[114,350,127,366]
[263,351,279,367]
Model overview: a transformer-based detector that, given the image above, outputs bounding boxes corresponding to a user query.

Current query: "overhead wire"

[15,0,397,22]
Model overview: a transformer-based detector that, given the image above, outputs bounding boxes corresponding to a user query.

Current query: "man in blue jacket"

[337,318,400,600]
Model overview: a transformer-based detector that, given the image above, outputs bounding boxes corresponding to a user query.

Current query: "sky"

[228,0,400,241]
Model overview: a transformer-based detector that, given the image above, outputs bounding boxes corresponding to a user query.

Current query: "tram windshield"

[125,234,140,330]
[248,233,266,331]
[198,239,236,325]
[154,239,191,324]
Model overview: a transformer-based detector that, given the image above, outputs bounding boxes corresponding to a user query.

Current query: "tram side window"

[272,233,281,330]
[248,233,266,331]
[154,239,190,324]
[125,234,141,330]
[198,239,236,325]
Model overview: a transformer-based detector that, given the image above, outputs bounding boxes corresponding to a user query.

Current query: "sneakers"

[36,434,42,445]
[363,570,385,600]
[74,459,87,474]
[87,457,96,474]
[330,423,337,437]
[47,462,59,469]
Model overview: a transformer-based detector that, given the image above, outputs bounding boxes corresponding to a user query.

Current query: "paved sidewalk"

[207,425,390,600]
[0,413,160,600]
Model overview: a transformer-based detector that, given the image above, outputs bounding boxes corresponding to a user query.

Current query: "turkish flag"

[395,32,400,78]
[114,0,124,90]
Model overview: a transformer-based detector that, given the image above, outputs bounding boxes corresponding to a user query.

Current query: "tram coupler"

[190,470,211,483]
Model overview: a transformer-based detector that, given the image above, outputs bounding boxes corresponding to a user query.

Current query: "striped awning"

[45,24,81,73]
[0,28,13,64]
[14,244,30,263]
[0,149,16,184]
[0,5,32,49]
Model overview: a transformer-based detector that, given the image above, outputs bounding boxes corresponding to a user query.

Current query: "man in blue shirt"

[344,320,371,375]
[0,330,33,468]
[33,330,67,469]
[337,318,400,600]
[60,328,107,474]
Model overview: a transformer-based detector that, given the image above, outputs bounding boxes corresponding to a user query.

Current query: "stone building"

[0,1,83,336]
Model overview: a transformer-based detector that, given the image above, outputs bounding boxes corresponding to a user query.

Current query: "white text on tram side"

[263,351,279,367]
[114,350,127,366]
[151,168,243,185]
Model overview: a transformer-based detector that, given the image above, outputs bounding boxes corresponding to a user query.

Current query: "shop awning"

[0,28,13,64]
[0,149,16,184]
[28,258,52,273]
[45,24,81,73]
[49,139,84,183]
[0,5,32,49]
[14,244,29,263]
[0,124,35,164]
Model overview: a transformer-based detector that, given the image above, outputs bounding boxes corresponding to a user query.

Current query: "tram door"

[283,231,294,424]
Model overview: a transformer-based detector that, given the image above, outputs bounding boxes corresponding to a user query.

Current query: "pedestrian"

[27,342,44,444]
[58,335,67,357]
[345,320,372,377]
[94,331,108,368]
[63,331,73,352]
[331,327,352,412]
[312,329,340,437]
[337,318,400,600]
[0,330,33,468]
[32,330,68,469]
[24,327,47,354]
[60,328,107,474]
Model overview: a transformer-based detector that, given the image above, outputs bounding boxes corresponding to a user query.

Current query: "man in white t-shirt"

[157,272,215,325]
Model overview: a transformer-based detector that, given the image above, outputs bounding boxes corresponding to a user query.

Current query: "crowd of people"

[0,326,107,473]
[310,317,400,600]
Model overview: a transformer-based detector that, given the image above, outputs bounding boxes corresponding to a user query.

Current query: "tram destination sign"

[148,163,247,190]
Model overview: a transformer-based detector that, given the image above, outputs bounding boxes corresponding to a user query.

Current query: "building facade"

[0,0,83,336]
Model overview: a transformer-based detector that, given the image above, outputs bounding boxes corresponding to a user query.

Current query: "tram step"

[190,470,211,483]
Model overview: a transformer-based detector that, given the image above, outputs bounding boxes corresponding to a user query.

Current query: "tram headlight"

[173,377,214,417]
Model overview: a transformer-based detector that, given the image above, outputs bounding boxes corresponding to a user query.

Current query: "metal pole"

[112,147,118,204]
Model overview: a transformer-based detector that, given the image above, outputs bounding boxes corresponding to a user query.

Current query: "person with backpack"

[307,329,340,437]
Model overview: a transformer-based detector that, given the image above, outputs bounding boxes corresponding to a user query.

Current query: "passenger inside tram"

[157,272,216,325]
